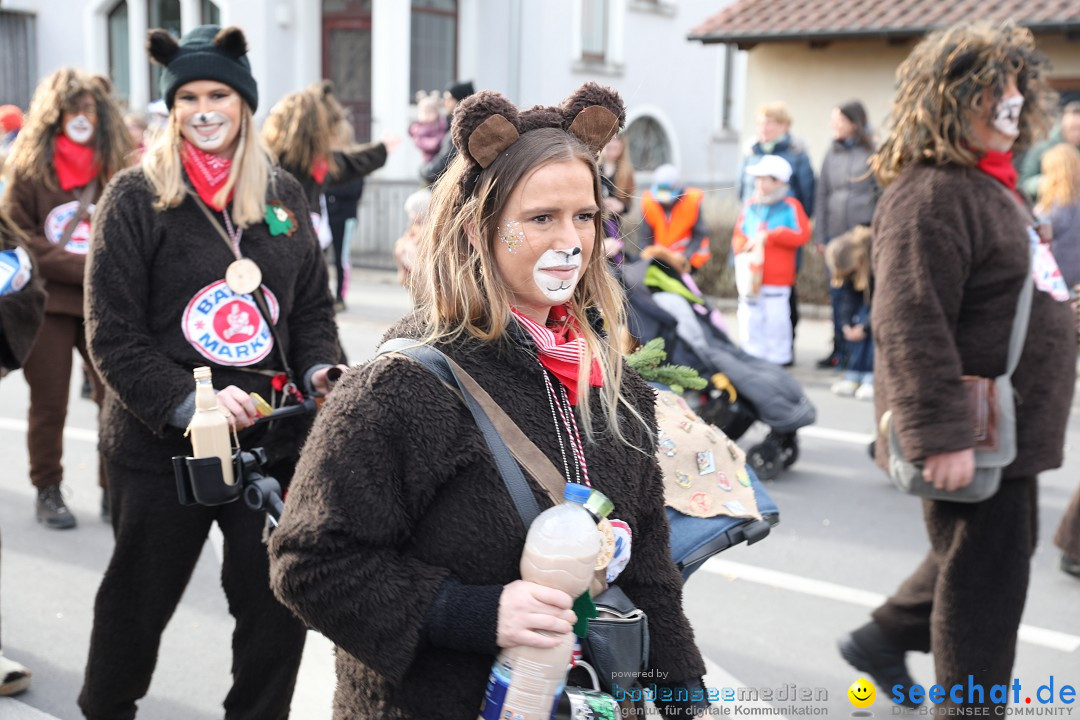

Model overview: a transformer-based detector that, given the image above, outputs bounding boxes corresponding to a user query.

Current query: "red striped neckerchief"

[510,305,602,406]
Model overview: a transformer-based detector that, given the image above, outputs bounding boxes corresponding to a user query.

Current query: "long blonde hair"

[141,102,272,227]
[5,68,131,189]
[262,87,336,179]
[1037,142,1080,212]
[411,128,639,444]
[872,22,1055,187]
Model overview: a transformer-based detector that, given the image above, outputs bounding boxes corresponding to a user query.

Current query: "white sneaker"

[0,653,31,696]
[831,379,859,397]
[855,383,875,401]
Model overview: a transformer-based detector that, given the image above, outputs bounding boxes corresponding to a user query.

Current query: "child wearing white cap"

[731,154,811,366]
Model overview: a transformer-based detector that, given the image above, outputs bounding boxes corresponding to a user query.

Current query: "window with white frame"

[581,0,608,62]
[410,0,457,97]
[107,1,130,103]
[148,0,181,101]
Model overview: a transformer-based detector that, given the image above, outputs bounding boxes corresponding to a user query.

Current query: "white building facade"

[1,0,744,265]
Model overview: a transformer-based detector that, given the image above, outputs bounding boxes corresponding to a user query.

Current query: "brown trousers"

[872,477,1037,709]
[22,312,106,489]
[1054,484,1080,561]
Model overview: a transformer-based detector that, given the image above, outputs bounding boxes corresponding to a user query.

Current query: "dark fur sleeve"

[0,231,46,371]
[2,172,85,286]
[870,168,973,462]
[333,143,388,185]
[84,169,196,435]
[269,355,476,683]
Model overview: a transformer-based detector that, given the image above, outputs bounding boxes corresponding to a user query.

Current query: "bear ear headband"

[452,82,625,193]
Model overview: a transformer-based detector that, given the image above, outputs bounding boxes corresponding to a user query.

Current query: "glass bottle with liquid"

[188,366,235,485]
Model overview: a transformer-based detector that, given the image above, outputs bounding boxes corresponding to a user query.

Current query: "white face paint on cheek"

[993,96,1024,138]
[64,116,94,145]
[183,111,233,151]
[532,248,583,303]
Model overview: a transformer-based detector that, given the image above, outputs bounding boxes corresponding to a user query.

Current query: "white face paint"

[993,96,1024,139]
[64,115,94,145]
[532,247,583,303]
[183,110,233,152]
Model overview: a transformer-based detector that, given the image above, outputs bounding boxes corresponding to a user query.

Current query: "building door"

[322,0,372,142]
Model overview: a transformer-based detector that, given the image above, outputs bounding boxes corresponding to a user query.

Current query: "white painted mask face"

[64,115,95,145]
[993,96,1024,139]
[183,111,234,152]
[492,159,598,324]
[532,247,584,304]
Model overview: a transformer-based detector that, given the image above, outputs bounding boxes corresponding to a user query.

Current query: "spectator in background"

[731,154,811,367]
[599,132,635,264]
[325,116,366,312]
[639,163,711,273]
[813,101,878,369]
[1035,143,1080,288]
[393,187,431,286]
[123,110,149,161]
[408,90,449,164]
[739,102,815,357]
[824,225,874,400]
[419,79,474,186]
[0,105,22,150]
[1019,101,1080,200]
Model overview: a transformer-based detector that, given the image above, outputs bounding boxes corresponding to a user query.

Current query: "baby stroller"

[621,257,816,479]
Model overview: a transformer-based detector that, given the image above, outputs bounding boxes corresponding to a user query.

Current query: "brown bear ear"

[452,91,522,169]
[90,73,114,95]
[561,82,625,155]
[318,79,335,98]
[147,28,180,66]
[213,25,248,59]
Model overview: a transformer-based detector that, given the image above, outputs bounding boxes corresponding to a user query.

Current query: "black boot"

[839,622,920,709]
[1062,553,1080,580]
[36,485,77,529]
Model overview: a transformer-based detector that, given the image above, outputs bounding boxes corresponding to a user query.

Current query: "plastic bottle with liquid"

[479,482,601,720]
[188,366,235,486]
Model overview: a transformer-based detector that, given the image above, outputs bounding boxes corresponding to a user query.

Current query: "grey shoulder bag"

[884,273,1033,502]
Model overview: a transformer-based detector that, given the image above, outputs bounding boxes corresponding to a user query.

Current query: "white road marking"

[798,425,875,445]
[701,558,1080,653]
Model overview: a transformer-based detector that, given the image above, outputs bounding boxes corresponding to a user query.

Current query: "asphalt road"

[1,270,1077,719]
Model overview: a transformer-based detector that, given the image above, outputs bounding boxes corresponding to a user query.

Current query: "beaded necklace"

[540,364,591,488]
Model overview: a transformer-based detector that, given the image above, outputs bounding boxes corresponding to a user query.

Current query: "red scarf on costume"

[975,149,1018,191]
[54,135,100,191]
[182,140,233,210]
[311,156,329,185]
[511,305,603,406]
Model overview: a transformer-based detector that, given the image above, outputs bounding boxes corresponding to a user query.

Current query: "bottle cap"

[563,482,591,504]
[194,366,212,381]
[584,489,614,519]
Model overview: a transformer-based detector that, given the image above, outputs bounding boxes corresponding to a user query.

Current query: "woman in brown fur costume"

[269,84,711,719]
[1,68,130,528]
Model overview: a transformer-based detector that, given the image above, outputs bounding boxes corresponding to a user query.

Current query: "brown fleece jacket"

[84,166,343,471]
[269,317,705,720]
[0,227,46,371]
[871,163,1076,477]
[2,170,102,317]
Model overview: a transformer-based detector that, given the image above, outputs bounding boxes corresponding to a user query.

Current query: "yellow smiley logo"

[848,678,876,708]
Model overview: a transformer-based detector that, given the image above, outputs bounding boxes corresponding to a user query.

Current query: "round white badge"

[182,280,280,366]
[225,258,263,295]
[44,201,95,255]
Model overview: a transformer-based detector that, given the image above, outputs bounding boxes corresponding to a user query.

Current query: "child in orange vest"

[732,154,811,366]
[639,164,711,273]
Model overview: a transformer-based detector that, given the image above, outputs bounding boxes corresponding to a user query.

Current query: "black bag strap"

[377,338,541,530]
[59,180,98,248]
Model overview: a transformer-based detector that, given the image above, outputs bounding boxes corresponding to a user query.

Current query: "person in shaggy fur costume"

[269,84,712,719]
[77,25,345,720]
[1,68,130,529]
[0,205,47,697]
[838,22,1076,710]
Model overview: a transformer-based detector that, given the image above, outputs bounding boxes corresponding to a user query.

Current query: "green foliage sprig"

[625,338,707,394]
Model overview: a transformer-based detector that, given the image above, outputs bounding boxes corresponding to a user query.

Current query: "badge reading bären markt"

[182,280,280,366]
[44,201,95,255]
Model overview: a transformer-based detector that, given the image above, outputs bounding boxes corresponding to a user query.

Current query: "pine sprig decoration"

[625,338,707,394]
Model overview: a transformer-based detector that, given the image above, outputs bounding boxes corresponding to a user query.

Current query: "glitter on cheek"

[497,220,526,253]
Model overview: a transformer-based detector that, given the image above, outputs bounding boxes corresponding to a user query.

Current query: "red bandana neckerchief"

[53,135,100,191]
[311,156,329,185]
[182,140,233,210]
[975,149,1019,193]
[511,305,603,406]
